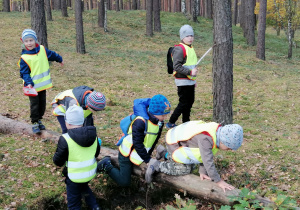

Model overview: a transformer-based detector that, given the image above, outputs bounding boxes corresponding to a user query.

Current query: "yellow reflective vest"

[20,45,53,92]
[173,43,197,80]
[64,133,97,183]
[166,121,220,164]
[51,89,92,118]
[119,116,159,165]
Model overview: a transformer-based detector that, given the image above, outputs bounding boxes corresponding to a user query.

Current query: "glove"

[145,158,160,184]
[98,137,102,146]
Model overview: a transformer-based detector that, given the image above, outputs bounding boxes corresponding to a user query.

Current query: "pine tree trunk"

[181,0,186,14]
[61,0,68,17]
[31,0,48,49]
[153,0,161,32]
[212,0,233,125]
[115,0,120,11]
[132,0,137,9]
[104,0,108,32]
[256,0,266,60]
[98,0,104,27]
[75,0,86,54]
[245,0,255,46]
[205,0,212,19]
[89,0,93,9]
[54,0,61,9]
[45,0,53,21]
[232,0,238,26]
[240,0,245,34]
[3,0,11,12]
[146,0,153,36]
[192,0,198,22]
[120,0,123,9]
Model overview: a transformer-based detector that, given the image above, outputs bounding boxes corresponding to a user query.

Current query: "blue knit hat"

[87,91,106,111]
[148,94,171,115]
[22,29,37,42]
[218,124,243,151]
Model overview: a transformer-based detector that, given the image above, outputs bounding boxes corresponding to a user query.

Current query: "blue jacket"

[19,45,63,86]
[131,98,164,163]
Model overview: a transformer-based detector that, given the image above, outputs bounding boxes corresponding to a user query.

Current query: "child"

[97,94,171,187]
[166,24,198,129]
[51,85,106,134]
[53,105,101,209]
[146,121,243,193]
[18,29,63,134]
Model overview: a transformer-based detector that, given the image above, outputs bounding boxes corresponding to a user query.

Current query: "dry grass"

[0,9,299,209]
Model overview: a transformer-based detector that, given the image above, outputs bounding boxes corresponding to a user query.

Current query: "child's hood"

[133,98,151,120]
[21,44,40,55]
[67,126,97,147]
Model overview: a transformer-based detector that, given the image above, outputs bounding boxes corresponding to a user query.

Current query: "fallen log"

[0,114,276,207]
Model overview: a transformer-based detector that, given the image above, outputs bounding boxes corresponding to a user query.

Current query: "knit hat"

[179,25,194,40]
[86,91,106,111]
[65,105,84,126]
[218,124,243,151]
[148,94,171,115]
[22,29,37,42]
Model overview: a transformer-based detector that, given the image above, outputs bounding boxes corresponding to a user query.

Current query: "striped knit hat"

[22,29,38,42]
[86,91,106,111]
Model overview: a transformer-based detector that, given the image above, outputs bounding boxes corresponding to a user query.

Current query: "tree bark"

[98,0,104,28]
[3,0,11,12]
[192,0,198,22]
[120,0,123,10]
[153,0,161,32]
[104,0,108,32]
[244,0,255,46]
[132,0,137,9]
[205,0,212,19]
[0,115,277,208]
[256,0,267,60]
[239,0,245,34]
[115,0,120,11]
[45,0,53,21]
[181,0,186,14]
[232,0,238,26]
[61,0,68,17]
[31,0,48,49]
[75,0,86,54]
[146,0,153,36]
[53,0,61,9]
[89,0,93,9]
[212,0,233,125]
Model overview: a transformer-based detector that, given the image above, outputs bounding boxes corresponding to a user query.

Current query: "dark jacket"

[172,44,193,79]
[53,126,100,177]
[131,98,164,163]
[19,45,63,86]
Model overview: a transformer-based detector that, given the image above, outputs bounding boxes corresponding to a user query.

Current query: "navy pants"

[169,85,195,124]
[107,152,133,187]
[65,177,99,210]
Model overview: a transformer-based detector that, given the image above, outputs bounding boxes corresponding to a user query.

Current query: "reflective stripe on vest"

[64,133,97,183]
[52,89,92,118]
[172,43,197,80]
[21,45,52,92]
[119,116,159,165]
[166,121,220,164]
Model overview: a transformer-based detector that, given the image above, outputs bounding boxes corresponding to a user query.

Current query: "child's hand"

[191,68,198,76]
[27,84,33,88]
[216,180,235,192]
[60,61,64,67]
[200,174,211,180]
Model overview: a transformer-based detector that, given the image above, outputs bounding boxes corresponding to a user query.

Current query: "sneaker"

[97,156,113,172]
[32,123,41,134]
[166,122,177,129]
[156,144,167,160]
[38,120,46,130]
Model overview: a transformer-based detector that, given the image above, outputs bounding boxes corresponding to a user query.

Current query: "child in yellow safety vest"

[18,29,64,134]
[145,121,243,193]
[53,105,101,209]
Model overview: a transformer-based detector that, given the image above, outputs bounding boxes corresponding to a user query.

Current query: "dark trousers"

[108,152,133,187]
[65,177,99,210]
[29,90,46,123]
[169,85,195,124]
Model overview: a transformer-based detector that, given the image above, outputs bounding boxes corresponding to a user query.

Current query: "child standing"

[51,85,106,134]
[97,94,171,187]
[53,105,101,209]
[166,25,198,129]
[18,29,63,134]
[146,121,243,193]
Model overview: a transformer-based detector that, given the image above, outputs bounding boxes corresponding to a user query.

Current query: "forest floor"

[0,9,299,209]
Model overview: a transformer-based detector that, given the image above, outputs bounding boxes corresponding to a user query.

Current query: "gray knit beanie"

[86,91,106,111]
[65,105,84,126]
[179,25,194,40]
[217,124,243,150]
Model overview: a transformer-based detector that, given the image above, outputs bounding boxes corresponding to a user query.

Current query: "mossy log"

[0,115,276,207]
